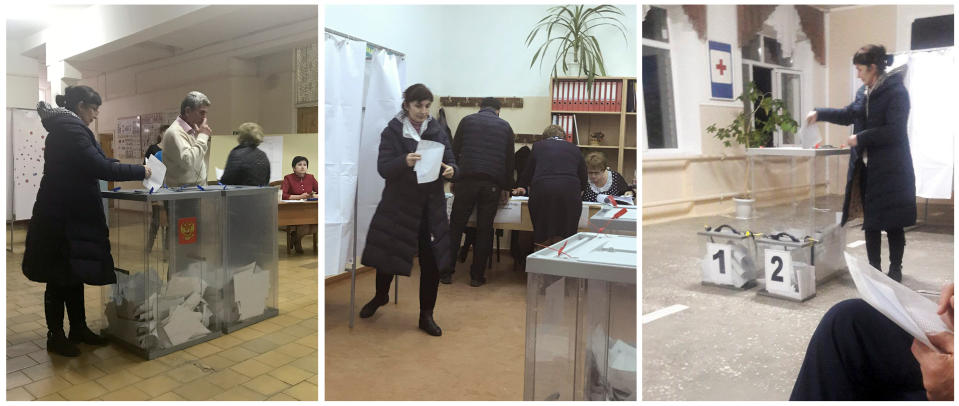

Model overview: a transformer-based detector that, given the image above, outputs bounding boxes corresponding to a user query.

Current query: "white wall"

[6,42,41,109]
[325,5,637,98]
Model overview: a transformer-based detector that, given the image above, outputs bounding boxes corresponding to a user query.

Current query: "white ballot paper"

[143,154,167,191]
[414,140,445,184]
[215,167,224,181]
[845,252,952,351]
[799,125,822,149]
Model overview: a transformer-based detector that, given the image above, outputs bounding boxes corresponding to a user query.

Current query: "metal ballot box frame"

[524,233,636,401]
[102,186,278,359]
[755,232,817,302]
[587,205,637,235]
[697,225,759,289]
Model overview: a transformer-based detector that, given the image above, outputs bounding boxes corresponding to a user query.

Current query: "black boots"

[418,310,442,336]
[359,295,389,318]
[439,273,452,285]
[47,331,80,357]
[68,325,110,346]
[888,264,903,283]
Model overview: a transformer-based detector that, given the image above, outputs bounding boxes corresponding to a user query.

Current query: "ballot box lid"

[526,232,636,284]
[103,185,276,201]
[588,206,637,234]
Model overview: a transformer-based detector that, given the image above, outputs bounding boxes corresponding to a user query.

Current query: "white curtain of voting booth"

[353,50,404,275]
[905,48,954,199]
[324,35,366,277]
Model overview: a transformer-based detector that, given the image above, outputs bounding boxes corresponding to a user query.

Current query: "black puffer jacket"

[816,65,915,230]
[23,104,146,286]
[220,144,270,186]
[361,116,458,276]
[452,108,515,189]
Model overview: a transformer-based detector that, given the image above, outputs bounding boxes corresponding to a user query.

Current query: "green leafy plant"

[526,5,628,95]
[706,82,799,198]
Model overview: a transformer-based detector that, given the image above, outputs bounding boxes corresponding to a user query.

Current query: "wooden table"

[278,200,318,253]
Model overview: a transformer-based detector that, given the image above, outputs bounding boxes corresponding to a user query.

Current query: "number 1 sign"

[705,242,733,286]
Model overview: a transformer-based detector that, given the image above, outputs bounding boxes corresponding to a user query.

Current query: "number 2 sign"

[764,249,795,297]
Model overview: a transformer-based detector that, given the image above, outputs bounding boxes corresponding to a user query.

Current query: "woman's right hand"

[406,153,422,167]
[143,165,152,179]
[806,110,818,125]
[511,187,526,196]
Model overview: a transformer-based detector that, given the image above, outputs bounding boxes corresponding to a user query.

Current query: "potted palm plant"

[525,5,628,94]
[706,82,798,219]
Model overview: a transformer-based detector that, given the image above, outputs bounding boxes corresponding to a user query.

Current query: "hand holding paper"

[143,154,166,191]
[414,140,444,184]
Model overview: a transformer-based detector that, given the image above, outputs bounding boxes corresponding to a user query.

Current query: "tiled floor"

[6,225,318,401]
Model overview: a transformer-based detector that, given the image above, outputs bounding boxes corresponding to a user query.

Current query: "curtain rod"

[324,28,406,58]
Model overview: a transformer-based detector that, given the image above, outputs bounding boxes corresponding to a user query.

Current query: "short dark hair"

[852,44,892,72]
[480,97,501,110]
[402,83,433,112]
[292,156,309,168]
[55,85,101,113]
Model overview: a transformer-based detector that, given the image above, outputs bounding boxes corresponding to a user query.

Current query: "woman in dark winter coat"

[22,86,149,356]
[513,125,588,245]
[359,83,457,336]
[807,44,915,283]
[220,122,270,186]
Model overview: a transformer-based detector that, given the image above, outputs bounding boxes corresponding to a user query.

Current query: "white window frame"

[641,5,685,156]
[742,34,803,147]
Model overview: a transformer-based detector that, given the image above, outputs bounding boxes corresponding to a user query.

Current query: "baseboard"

[325,266,374,285]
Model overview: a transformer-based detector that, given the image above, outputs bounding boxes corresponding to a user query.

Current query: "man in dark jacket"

[442,97,516,287]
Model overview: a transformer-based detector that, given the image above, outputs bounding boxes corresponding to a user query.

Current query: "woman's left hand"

[847,133,859,147]
[441,163,454,179]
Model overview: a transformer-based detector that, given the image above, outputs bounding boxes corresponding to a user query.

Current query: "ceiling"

[7,5,317,75]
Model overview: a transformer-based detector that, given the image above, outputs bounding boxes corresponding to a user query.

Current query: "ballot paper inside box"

[697,226,759,289]
[524,233,636,401]
[101,186,278,359]
[587,206,637,235]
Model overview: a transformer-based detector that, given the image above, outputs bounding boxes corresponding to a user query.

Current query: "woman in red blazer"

[281,156,318,253]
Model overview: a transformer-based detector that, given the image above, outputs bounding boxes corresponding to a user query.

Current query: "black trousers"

[790,299,925,401]
[374,207,440,311]
[44,282,87,334]
[865,228,906,272]
[447,179,500,281]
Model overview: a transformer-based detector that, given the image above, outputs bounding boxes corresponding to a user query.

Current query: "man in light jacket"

[162,91,213,186]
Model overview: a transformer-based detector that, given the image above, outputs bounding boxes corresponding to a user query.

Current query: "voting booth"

[697,225,759,289]
[102,186,278,359]
[588,205,637,235]
[524,233,636,401]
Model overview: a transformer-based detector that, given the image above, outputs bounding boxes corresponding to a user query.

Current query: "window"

[741,34,801,146]
[642,7,678,150]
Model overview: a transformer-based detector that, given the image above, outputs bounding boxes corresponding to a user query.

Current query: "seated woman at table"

[282,156,318,200]
[512,124,587,246]
[220,122,270,186]
[282,156,318,253]
[582,151,634,203]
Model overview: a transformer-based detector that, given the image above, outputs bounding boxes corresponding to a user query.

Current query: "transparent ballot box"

[524,233,636,401]
[697,225,759,289]
[102,186,278,359]
[587,206,637,235]
[755,233,817,301]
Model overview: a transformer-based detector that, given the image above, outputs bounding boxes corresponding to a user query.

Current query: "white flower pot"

[733,197,755,220]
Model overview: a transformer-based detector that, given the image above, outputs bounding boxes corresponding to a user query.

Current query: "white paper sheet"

[258,136,284,182]
[844,252,951,350]
[143,154,167,191]
[161,301,210,346]
[414,140,444,184]
[799,125,821,149]
[215,167,224,181]
[233,267,270,320]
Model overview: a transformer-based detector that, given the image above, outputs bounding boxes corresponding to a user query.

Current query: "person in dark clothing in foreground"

[791,283,953,401]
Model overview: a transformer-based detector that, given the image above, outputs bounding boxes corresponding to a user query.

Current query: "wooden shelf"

[549,76,637,174]
[551,110,622,115]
